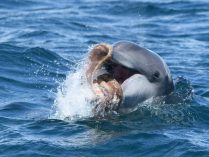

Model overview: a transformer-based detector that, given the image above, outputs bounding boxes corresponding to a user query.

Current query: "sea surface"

[0,0,209,156]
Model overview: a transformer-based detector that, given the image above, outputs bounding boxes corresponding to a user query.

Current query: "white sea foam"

[51,62,95,120]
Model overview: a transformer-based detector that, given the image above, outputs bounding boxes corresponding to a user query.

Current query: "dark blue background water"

[1,0,209,156]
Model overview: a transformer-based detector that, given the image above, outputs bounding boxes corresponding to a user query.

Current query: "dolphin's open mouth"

[104,62,138,85]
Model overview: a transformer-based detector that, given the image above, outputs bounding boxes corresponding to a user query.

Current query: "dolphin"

[110,41,174,113]
[86,41,174,115]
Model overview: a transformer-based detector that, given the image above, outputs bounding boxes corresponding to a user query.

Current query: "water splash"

[51,62,95,120]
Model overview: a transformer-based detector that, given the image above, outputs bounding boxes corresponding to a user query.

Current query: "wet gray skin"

[111,41,174,113]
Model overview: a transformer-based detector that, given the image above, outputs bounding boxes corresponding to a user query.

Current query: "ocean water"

[0,0,209,156]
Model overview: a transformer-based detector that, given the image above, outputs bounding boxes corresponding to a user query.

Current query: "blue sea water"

[0,0,209,156]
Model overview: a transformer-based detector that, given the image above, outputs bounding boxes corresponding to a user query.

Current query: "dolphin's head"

[110,41,174,111]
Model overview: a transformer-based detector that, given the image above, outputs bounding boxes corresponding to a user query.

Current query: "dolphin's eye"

[153,71,160,79]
